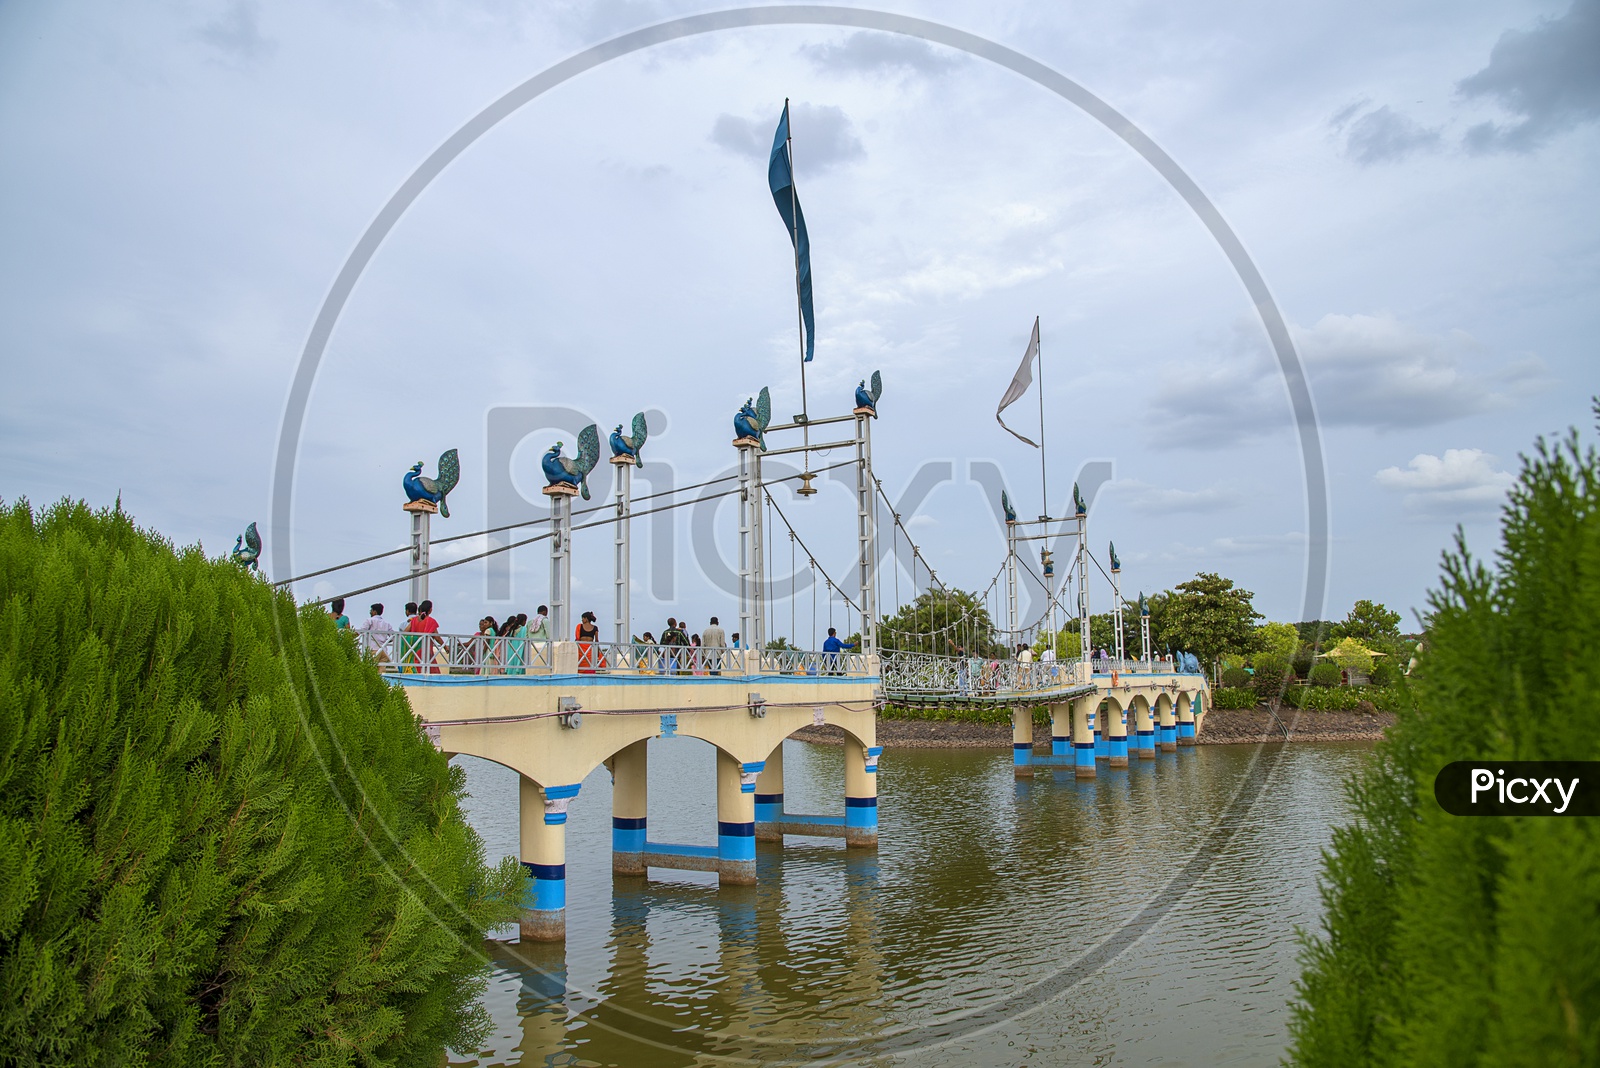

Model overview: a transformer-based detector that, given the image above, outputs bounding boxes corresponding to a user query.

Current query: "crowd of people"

[321,597,862,675]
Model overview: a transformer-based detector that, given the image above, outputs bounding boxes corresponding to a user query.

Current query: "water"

[448,738,1371,1066]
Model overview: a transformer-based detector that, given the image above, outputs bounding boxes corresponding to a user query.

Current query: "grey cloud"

[801,32,962,77]
[1147,314,1551,448]
[710,104,865,172]
[1339,105,1442,164]
[197,1,275,61]
[1458,0,1600,152]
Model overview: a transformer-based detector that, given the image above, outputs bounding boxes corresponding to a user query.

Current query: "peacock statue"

[1001,489,1017,524]
[542,424,601,499]
[1073,481,1087,517]
[854,370,883,415]
[733,386,772,451]
[230,521,261,570]
[609,412,649,467]
[1109,541,1120,573]
[1139,592,1149,617]
[404,448,460,518]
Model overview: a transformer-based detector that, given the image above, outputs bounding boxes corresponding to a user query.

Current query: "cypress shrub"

[1288,411,1600,1066]
[1307,661,1343,688]
[1368,659,1396,687]
[1220,665,1250,688]
[0,499,522,1066]
[1251,653,1293,696]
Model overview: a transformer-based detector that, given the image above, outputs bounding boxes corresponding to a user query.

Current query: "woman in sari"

[576,611,602,673]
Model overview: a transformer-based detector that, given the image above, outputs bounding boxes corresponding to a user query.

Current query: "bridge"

[282,382,1209,941]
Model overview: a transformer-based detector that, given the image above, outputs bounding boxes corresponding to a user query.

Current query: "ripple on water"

[447,739,1374,1067]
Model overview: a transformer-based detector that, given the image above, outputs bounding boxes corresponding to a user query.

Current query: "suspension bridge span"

[269,378,1209,940]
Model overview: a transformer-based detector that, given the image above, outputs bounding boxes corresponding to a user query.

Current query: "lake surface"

[448,737,1371,1067]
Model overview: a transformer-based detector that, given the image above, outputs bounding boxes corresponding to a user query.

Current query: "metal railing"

[359,629,555,675]
[1089,656,1188,675]
[880,651,1088,697]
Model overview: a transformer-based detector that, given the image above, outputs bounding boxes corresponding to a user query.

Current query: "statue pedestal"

[541,483,580,497]
[609,455,637,466]
[402,499,439,514]
[732,437,762,449]
[852,406,877,418]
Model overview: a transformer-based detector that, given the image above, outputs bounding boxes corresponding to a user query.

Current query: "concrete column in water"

[1157,696,1177,752]
[1012,705,1034,778]
[1050,702,1071,761]
[1106,699,1129,768]
[1134,698,1157,760]
[754,741,784,841]
[611,739,647,875]
[1177,692,1196,746]
[844,733,880,848]
[1093,704,1108,761]
[521,776,579,942]
[1071,694,1097,779]
[717,750,760,885]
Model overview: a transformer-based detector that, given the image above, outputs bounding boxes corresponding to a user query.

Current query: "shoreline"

[792,707,1394,749]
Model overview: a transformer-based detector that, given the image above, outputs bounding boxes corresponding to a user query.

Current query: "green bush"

[1282,685,1363,711]
[1367,659,1396,687]
[1307,661,1343,687]
[1359,684,1412,714]
[880,704,1019,726]
[1212,686,1259,709]
[1288,412,1600,1065]
[1291,649,1315,678]
[1251,653,1293,694]
[0,499,522,1066]
[1220,665,1250,688]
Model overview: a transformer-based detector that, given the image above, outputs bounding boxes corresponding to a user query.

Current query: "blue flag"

[768,103,814,362]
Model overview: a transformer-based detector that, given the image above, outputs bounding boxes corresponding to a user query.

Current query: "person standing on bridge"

[399,601,420,672]
[359,603,393,664]
[822,627,854,675]
[526,605,550,643]
[701,616,727,675]
[329,598,351,631]
[661,617,690,675]
[412,600,440,673]
[576,610,601,673]
[1017,643,1034,664]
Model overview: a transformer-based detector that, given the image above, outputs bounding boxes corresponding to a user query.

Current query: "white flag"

[996,317,1040,447]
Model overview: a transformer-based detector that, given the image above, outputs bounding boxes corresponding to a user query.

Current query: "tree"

[1329,599,1403,650]
[1288,407,1600,1065]
[877,588,1002,657]
[1256,620,1301,659]
[0,499,522,1066]
[1160,572,1263,667]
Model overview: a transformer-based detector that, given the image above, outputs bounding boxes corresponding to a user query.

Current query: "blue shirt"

[822,636,853,653]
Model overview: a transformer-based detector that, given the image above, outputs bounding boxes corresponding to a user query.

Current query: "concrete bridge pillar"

[1050,703,1072,761]
[1012,705,1034,778]
[611,740,648,875]
[521,776,578,942]
[844,734,880,848]
[716,750,759,885]
[1157,697,1177,752]
[1106,700,1129,768]
[1177,693,1196,746]
[1134,699,1156,760]
[1093,706,1107,761]
[754,741,784,839]
[1071,694,1096,779]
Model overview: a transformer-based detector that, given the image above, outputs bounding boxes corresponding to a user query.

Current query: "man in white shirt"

[359,603,395,661]
[1017,643,1034,665]
[526,605,551,642]
[701,616,727,674]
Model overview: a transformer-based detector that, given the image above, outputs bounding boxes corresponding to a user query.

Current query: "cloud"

[1107,480,1246,515]
[1458,0,1600,152]
[1139,531,1307,563]
[1147,313,1550,448]
[1335,104,1442,164]
[1374,449,1515,518]
[197,1,275,61]
[801,32,962,77]
[709,104,865,173]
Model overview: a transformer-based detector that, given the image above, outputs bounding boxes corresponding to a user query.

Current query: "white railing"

[880,651,1088,697]
[357,632,873,678]
[359,629,555,675]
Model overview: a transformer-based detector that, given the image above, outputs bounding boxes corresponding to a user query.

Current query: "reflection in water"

[451,738,1370,1066]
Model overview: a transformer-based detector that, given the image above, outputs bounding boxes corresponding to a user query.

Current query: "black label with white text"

[1434,761,1600,816]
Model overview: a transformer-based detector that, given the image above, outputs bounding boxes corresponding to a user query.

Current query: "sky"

[1,0,1595,644]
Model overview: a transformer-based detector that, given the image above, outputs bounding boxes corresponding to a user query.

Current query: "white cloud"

[1374,448,1515,518]
[1105,479,1247,515]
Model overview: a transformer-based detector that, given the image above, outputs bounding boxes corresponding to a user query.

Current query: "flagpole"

[1036,317,1048,521]
[787,99,810,431]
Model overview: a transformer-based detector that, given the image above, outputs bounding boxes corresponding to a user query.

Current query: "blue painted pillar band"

[1014,741,1033,766]
[1051,735,1069,757]
[717,820,756,862]
[1137,729,1155,753]
[1074,741,1095,770]
[754,792,783,823]
[522,860,566,911]
[845,795,878,830]
[1111,737,1129,760]
[612,816,646,854]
